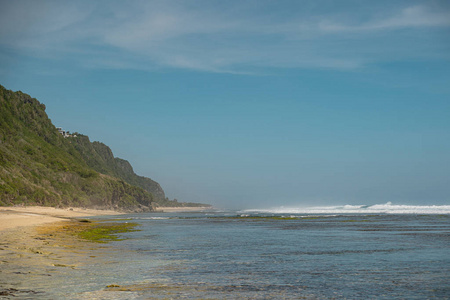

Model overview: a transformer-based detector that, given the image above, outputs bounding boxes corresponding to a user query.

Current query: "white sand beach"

[0,206,123,231]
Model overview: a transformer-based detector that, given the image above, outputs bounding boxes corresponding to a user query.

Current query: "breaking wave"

[243,202,450,215]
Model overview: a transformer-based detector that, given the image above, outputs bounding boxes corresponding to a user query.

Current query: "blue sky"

[1,0,449,208]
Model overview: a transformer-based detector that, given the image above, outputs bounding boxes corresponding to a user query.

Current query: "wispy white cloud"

[0,0,449,73]
[318,5,450,32]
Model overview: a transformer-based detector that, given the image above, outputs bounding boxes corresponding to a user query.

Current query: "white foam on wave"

[244,202,450,215]
[133,216,171,220]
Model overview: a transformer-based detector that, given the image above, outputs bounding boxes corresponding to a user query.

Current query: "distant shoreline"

[0,206,123,231]
[0,205,213,231]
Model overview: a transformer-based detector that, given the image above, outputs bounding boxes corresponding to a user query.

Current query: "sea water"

[8,205,450,299]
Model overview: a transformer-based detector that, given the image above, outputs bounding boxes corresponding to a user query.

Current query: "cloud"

[1,1,449,73]
[0,1,94,50]
[319,5,450,32]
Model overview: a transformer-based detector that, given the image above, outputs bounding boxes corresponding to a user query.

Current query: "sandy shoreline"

[0,205,212,297]
[0,205,213,231]
[0,206,124,231]
[0,217,118,297]
[0,206,137,297]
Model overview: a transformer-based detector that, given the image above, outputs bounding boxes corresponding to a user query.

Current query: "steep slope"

[0,85,174,210]
[71,136,166,200]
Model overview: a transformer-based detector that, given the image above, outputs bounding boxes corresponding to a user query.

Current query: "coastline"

[0,206,124,231]
[0,205,212,297]
[0,206,129,298]
[0,205,213,231]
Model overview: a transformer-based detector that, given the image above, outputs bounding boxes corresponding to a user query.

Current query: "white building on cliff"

[56,127,75,138]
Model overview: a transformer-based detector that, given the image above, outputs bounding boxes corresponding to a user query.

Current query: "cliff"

[0,84,196,210]
[71,136,166,200]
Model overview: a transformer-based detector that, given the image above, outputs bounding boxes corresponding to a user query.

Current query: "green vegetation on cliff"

[70,135,166,201]
[0,85,206,210]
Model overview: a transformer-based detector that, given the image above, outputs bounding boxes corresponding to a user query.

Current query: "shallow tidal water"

[4,212,450,299]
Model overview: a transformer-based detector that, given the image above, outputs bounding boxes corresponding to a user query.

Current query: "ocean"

[7,204,450,299]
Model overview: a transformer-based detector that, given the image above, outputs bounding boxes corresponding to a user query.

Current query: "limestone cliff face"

[0,84,167,209]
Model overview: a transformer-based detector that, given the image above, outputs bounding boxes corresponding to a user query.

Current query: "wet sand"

[0,205,212,298]
[0,206,212,230]
[0,206,125,298]
[0,206,123,231]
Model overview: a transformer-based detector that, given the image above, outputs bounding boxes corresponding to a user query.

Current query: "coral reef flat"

[1,209,449,299]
